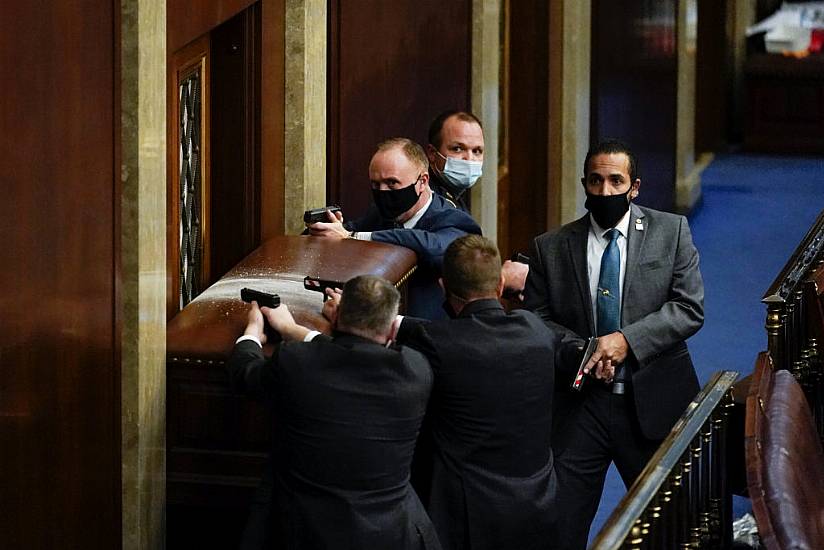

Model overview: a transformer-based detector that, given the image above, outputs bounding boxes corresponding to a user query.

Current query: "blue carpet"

[588,153,824,545]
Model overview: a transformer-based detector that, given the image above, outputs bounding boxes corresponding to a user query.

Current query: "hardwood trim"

[260,0,285,239]
[497,0,511,256]
[243,4,261,247]
[326,0,341,206]
[112,0,124,539]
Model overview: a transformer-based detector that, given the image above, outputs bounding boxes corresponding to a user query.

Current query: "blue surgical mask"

[437,152,483,191]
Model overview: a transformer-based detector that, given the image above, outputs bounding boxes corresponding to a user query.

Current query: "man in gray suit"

[523,139,704,549]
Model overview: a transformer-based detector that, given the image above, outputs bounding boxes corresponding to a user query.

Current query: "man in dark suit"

[227,275,441,549]
[523,139,705,549]
[394,234,563,550]
[424,110,529,298]
[424,110,484,213]
[307,138,481,320]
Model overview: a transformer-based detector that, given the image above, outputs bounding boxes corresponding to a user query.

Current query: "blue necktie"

[597,229,621,336]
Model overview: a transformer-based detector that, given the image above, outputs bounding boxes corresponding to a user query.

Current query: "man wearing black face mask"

[523,139,704,550]
[309,138,481,320]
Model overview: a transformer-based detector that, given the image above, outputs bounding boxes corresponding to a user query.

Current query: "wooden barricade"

[165,235,417,546]
[590,371,738,549]
[745,351,824,550]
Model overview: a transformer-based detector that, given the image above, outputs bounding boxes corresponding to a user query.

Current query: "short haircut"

[442,234,501,299]
[427,110,483,149]
[376,137,429,173]
[583,139,639,182]
[338,275,400,335]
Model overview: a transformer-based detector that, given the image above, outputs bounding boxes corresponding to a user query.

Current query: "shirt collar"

[403,192,433,229]
[589,208,632,241]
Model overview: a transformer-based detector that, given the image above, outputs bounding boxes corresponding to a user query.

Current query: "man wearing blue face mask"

[425,110,485,212]
[425,111,530,299]
[308,138,481,320]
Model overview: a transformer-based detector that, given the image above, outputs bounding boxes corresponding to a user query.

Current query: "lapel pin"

[635,218,644,231]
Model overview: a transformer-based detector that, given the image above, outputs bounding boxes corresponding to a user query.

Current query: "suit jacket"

[523,203,704,440]
[227,333,441,550]
[398,299,559,550]
[347,193,482,320]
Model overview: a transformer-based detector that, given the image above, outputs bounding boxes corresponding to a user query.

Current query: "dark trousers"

[239,465,274,550]
[551,386,661,550]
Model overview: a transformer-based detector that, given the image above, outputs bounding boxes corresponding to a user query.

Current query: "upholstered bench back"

[746,352,824,550]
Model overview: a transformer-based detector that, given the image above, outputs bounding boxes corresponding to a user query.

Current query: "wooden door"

[591,0,678,211]
[328,0,472,217]
[167,3,263,319]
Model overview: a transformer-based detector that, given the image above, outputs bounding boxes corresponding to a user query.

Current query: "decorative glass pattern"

[179,70,202,309]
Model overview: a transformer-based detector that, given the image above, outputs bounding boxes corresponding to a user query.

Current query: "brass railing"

[590,371,738,550]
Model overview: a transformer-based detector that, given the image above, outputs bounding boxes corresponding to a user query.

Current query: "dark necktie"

[597,228,621,336]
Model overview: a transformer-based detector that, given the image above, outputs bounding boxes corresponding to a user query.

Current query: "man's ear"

[418,171,429,189]
[630,178,641,200]
[496,273,505,299]
[438,277,445,291]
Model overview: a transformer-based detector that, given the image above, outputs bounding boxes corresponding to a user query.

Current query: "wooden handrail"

[590,370,738,549]
[762,208,824,304]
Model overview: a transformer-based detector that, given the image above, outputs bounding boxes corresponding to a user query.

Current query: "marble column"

[471,0,501,241]
[284,0,327,235]
[676,0,703,212]
[550,0,591,225]
[120,1,167,548]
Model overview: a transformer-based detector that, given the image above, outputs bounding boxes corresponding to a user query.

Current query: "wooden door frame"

[167,35,211,320]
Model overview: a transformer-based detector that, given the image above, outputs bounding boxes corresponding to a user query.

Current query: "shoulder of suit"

[425,195,481,229]
[634,204,687,226]
[398,344,432,368]
[534,220,576,244]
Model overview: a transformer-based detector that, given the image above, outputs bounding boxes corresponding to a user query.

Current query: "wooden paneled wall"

[501,0,551,257]
[0,2,119,548]
[695,0,730,154]
[327,0,472,218]
[591,0,678,212]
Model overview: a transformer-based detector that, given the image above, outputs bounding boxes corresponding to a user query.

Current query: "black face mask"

[585,188,631,228]
[372,182,420,220]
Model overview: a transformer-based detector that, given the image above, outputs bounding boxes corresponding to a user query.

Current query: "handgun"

[304,276,344,301]
[572,337,598,391]
[510,251,531,264]
[304,206,342,224]
[240,288,281,309]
